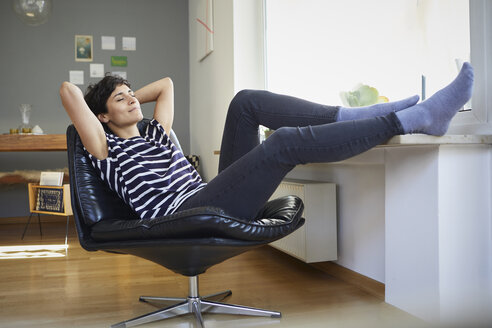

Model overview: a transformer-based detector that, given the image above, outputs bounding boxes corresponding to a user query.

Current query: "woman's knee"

[262,127,300,167]
[273,126,297,136]
[229,90,253,109]
[266,126,297,147]
[230,89,269,110]
[226,90,263,123]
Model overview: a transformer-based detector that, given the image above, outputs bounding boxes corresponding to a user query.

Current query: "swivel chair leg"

[191,300,205,327]
[201,299,281,318]
[113,275,280,328]
[139,290,231,305]
[139,296,186,304]
[111,301,189,328]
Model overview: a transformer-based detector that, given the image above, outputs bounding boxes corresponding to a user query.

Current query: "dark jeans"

[179,90,404,220]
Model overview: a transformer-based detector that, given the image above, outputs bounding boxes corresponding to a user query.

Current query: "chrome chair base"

[111,276,281,328]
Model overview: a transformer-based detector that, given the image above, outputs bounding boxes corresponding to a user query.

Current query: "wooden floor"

[0,218,428,328]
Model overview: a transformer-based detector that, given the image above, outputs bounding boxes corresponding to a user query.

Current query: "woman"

[60,63,474,220]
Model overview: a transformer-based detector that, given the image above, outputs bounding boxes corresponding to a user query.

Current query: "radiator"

[269,179,337,263]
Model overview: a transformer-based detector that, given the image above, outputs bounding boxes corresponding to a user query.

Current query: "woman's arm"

[134,77,174,135]
[59,82,108,160]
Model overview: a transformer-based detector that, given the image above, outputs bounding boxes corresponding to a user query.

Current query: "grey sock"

[396,62,474,136]
[337,95,419,121]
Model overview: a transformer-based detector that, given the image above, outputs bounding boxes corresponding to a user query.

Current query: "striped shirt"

[86,119,206,219]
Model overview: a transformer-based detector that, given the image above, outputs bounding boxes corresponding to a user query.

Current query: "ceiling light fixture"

[13,0,52,26]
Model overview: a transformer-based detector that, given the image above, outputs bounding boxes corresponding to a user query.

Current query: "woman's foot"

[337,95,420,121]
[396,62,474,136]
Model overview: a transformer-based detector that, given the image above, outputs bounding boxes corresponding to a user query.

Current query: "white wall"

[189,0,266,181]
[385,144,492,324]
[188,0,386,283]
[189,0,235,181]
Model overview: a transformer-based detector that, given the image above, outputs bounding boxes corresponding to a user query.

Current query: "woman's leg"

[181,63,473,220]
[180,113,403,220]
[218,90,418,172]
[218,90,337,173]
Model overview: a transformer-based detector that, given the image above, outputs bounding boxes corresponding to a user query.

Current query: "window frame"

[448,0,491,134]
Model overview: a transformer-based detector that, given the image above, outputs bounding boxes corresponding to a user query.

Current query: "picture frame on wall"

[75,35,93,62]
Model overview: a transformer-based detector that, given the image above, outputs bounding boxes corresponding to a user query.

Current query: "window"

[264,0,490,133]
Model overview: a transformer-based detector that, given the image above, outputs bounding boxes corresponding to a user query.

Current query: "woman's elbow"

[59,82,81,99]
[60,81,73,97]
[162,77,173,89]
[59,82,68,96]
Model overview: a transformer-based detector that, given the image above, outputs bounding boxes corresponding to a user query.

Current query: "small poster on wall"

[111,56,127,67]
[75,35,93,62]
[90,64,104,78]
[122,37,136,51]
[69,70,84,85]
[101,36,116,50]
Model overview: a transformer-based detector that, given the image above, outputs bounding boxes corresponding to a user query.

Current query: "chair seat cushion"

[90,195,304,242]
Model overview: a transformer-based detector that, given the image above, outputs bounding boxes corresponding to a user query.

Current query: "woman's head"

[84,74,131,116]
[85,74,142,132]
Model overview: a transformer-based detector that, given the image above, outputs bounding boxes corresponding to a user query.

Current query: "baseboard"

[311,261,385,301]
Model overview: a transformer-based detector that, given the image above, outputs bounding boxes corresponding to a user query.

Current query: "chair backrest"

[66,119,157,248]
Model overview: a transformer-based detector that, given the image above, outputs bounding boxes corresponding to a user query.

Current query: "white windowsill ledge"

[215,135,492,166]
[381,134,492,147]
[290,135,492,167]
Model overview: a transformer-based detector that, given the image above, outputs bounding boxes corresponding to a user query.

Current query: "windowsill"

[213,134,492,156]
[381,134,492,147]
[286,134,492,167]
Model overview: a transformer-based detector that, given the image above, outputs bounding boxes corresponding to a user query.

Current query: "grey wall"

[0,0,189,217]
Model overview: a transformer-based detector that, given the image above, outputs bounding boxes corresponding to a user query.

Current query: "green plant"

[340,84,388,107]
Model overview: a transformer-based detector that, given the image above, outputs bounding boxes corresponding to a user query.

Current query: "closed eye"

[113,89,134,101]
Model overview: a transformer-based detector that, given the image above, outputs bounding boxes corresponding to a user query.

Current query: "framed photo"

[75,35,93,62]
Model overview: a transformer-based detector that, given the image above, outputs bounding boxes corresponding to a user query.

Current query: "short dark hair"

[84,74,131,116]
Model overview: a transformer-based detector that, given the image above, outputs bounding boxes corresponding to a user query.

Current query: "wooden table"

[0,134,67,152]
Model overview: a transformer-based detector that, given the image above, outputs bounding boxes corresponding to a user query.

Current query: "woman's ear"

[97,113,110,123]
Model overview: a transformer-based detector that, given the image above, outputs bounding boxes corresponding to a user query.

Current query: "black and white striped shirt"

[86,119,206,219]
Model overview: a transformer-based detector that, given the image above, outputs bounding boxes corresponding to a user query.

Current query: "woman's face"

[100,84,143,127]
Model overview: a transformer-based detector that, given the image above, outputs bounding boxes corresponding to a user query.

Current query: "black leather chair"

[66,119,305,328]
